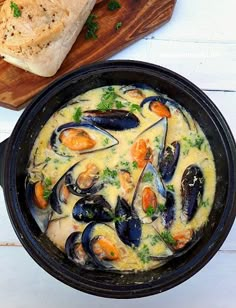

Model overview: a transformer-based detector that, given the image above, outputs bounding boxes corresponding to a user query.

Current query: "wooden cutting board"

[0,0,176,110]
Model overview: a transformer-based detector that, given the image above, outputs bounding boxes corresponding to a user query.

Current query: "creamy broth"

[27,85,216,272]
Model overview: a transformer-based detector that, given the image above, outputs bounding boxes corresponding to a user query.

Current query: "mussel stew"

[26,84,216,272]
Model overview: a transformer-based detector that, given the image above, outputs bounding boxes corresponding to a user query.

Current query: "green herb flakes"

[149,234,161,246]
[146,206,155,217]
[115,100,126,109]
[103,137,110,146]
[137,245,151,264]
[115,21,123,30]
[101,167,120,188]
[200,198,210,208]
[43,189,52,201]
[154,136,160,149]
[142,172,154,183]
[160,231,176,246]
[45,157,51,163]
[97,87,117,111]
[85,14,99,40]
[10,1,21,18]
[129,104,142,114]
[44,177,52,187]
[166,184,174,192]
[158,204,166,213]
[182,134,205,155]
[132,161,138,169]
[73,107,82,123]
[108,0,121,11]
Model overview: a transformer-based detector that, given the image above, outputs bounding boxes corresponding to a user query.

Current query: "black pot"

[0,60,235,298]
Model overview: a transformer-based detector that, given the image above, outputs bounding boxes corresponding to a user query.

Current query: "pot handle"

[0,138,8,187]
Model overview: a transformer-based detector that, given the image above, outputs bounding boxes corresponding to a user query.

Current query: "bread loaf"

[0,0,96,77]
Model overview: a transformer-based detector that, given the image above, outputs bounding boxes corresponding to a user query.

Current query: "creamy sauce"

[27,85,216,272]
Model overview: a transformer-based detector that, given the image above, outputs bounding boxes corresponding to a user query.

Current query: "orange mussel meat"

[131,139,153,168]
[60,128,96,151]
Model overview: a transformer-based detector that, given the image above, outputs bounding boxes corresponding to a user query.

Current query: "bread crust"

[0,0,96,76]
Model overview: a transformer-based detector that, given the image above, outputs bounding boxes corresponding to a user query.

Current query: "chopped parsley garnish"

[45,157,51,163]
[160,231,176,246]
[103,137,110,146]
[108,0,121,11]
[110,251,115,256]
[166,184,174,192]
[200,198,210,208]
[158,204,166,213]
[182,134,205,155]
[146,206,155,217]
[132,161,138,169]
[113,215,126,223]
[101,167,120,188]
[85,14,99,40]
[137,244,151,264]
[43,189,52,201]
[142,172,154,183]
[53,159,60,164]
[119,161,131,172]
[129,104,142,114]
[44,177,52,187]
[146,234,161,246]
[154,136,160,149]
[10,1,21,18]
[115,100,126,109]
[115,21,123,30]
[73,107,82,123]
[97,87,117,111]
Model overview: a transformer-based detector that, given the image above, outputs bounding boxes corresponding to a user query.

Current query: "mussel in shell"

[65,161,104,197]
[26,181,52,232]
[81,222,122,269]
[50,122,118,157]
[115,196,141,247]
[132,162,166,224]
[181,165,204,222]
[65,231,89,265]
[72,195,113,223]
[131,117,167,168]
[159,141,180,182]
[120,84,156,99]
[50,173,70,214]
[82,110,140,131]
[162,191,175,229]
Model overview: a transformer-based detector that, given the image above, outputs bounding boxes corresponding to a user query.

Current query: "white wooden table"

[0,1,236,307]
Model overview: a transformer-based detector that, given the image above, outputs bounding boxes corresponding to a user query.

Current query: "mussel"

[65,161,104,197]
[72,195,113,223]
[82,110,140,131]
[181,165,204,222]
[50,173,70,214]
[50,122,118,157]
[26,180,52,232]
[132,162,166,223]
[131,118,167,168]
[81,222,123,269]
[65,231,89,265]
[120,84,155,99]
[162,191,175,229]
[159,141,180,182]
[115,196,141,247]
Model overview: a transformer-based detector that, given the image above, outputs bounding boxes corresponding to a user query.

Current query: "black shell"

[50,173,68,214]
[115,196,141,247]
[72,195,113,223]
[162,191,175,229]
[82,110,140,131]
[181,165,204,221]
[159,141,180,182]
[65,231,88,265]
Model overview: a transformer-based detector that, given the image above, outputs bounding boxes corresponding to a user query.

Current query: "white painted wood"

[147,0,236,43]
[0,247,235,307]
[111,40,236,91]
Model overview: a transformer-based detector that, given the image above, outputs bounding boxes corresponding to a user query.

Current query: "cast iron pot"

[0,60,236,298]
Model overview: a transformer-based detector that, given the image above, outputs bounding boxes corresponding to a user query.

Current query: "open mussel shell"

[82,110,140,131]
[25,181,52,232]
[115,196,141,247]
[65,161,104,197]
[132,162,166,224]
[181,165,204,222]
[50,172,69,214]
[72,195,113,223]
[50,122,118,157]
[65,231,89,266]
[81,222,122,270]
[159,141,180,182]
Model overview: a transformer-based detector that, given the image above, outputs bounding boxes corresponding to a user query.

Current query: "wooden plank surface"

[0,0,176,110]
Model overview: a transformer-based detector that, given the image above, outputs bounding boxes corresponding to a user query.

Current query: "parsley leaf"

[200,198,210,208]
[10,1,21,18]
[115,21,123,30]
[132,161,138,169]
[101,167,120,188]
[44,177,52,187]
[142,172,154,183]
[73,107,82,123]
[103,137,110,146]
[108,0,121,11]
[129,104,142,114]
[182,134,205,155]
[43,189,52,201]
[154,136,160,149]
[85,14,99,40]
[158,204,166,213]
[45,157,51,163]
[160,231,176,246]
[137,244,151,264]
[97,87,117,111]
[146,206,155,217]
[115,100,126,109]
[166,184,174,192]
